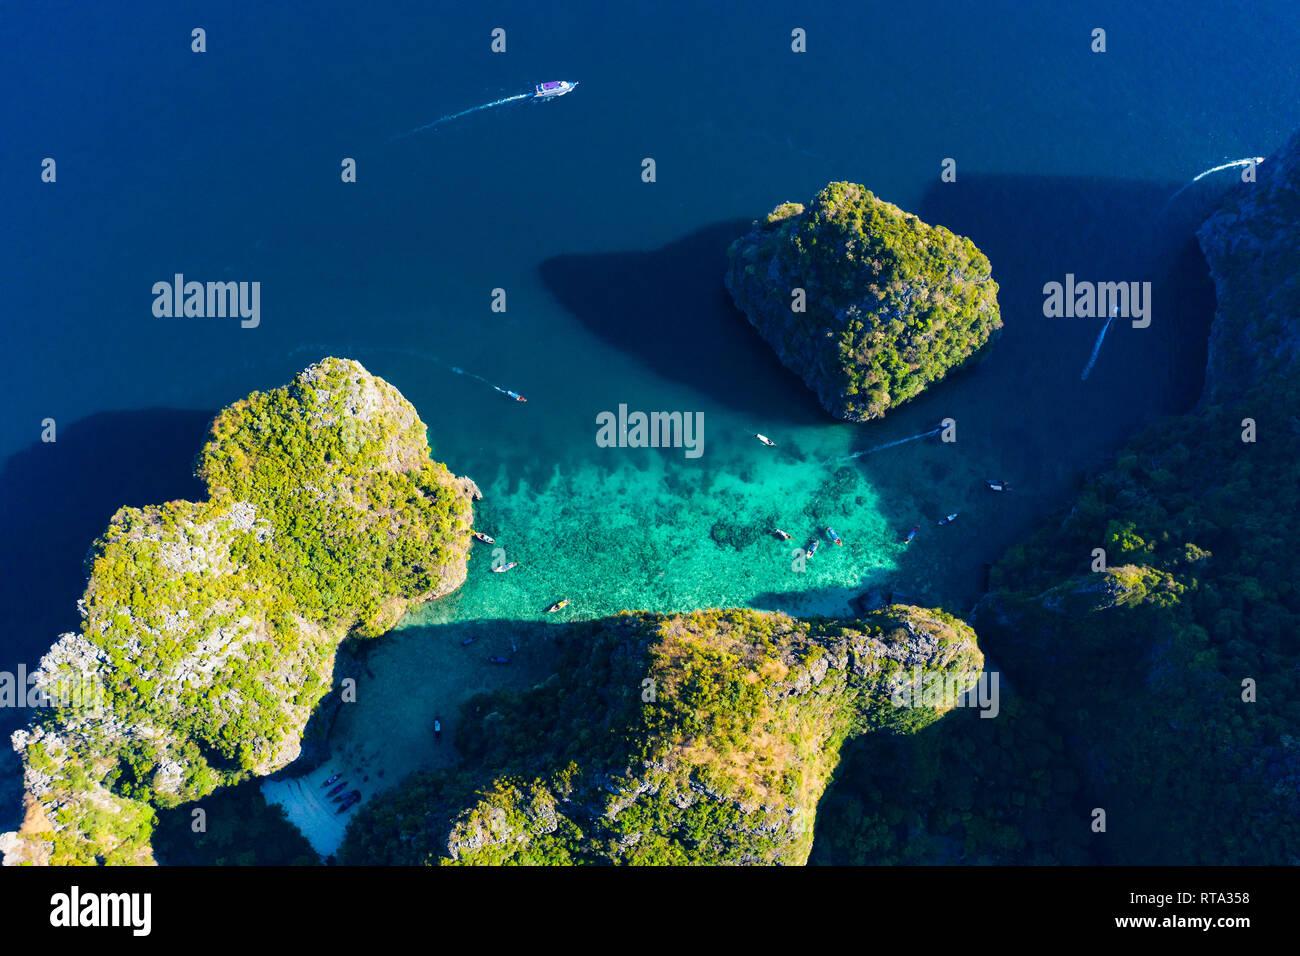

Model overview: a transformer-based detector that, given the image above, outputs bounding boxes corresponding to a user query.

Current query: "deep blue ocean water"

[4,1,1300,835]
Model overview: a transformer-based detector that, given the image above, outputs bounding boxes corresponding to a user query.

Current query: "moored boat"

[472,531,496,544]
[773,528,791,540]
[336,792,361,814]
[492,562,517,573]
[938,513,958,526]
[320,773,341,788]
[545,598,570,613]
[826,527,842,546]
[755,433,776,447]
[806,539,820,559]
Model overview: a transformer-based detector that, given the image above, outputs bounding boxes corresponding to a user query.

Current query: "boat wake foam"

[288,343,524,403]
[1163,156,1266,208]
[1080,312,1116,381]
[838,427,942,463]
[390,91,530,140]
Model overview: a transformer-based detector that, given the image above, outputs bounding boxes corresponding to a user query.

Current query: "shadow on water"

[0,409,213,665]
[0,408,212,830]
[251,616,572,862]
[806,174,1224,864]
[818,173,1223,617]
[280,616,567,781]
[915,172,1217,431]
[538,219,828,425]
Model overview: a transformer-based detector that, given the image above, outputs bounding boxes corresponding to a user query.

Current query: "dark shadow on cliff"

[810,696,1100,865]
[812,172,1227,865]
[814,173,1221,618]
[538,220,828,425]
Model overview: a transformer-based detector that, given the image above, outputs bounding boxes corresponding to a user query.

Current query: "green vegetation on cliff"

[726,182,1001,421]
[974,390,1300,864]
[341,605,983,865]
[3,358,475,865]
[813,134,1300,866]
[812,400,1298,866]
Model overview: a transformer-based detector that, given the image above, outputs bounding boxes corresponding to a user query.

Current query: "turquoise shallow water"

[6,0,1300,839]
[423,440,901,624]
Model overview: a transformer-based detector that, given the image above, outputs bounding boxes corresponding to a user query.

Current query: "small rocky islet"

[726,182,1002,422]
[5,143,1299,866]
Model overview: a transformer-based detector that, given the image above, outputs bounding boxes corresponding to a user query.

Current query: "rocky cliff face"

[341,605,984,866]
[725,183,1001,422]
[1,358,476,865]
[1197,129,1300,403]
[963,130,1300,864]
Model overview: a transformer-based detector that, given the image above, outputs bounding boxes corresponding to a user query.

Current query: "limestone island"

[342,606,982,865]
[1,357,986,867]
[726,182,1002,422]
[0,358,479,864]
[963,129,1300,865]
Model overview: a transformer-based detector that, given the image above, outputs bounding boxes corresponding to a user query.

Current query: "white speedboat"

[534,80,578,99]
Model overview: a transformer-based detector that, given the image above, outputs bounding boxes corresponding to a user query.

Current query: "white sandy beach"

[263,613,553,859]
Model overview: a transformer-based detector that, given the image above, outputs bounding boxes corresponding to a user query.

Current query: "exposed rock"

[726,182,1001,421]
[345,605,984,866]
[1197,129,1300,403]
[2,358,475,866]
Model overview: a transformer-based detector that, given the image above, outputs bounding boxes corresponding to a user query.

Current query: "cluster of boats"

[767,478,1011,554]
[899,481,1012,545]
[320,774,361,814]
[469,531,570,615]
[773,526,845,559]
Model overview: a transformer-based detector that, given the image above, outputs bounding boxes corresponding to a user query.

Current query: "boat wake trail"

[838,427,942,463]
[1080,311,1117,381]
[288,343,524,400]
[390,92,530,140]
[1164,156,1266,207]
[385,347,525,399]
